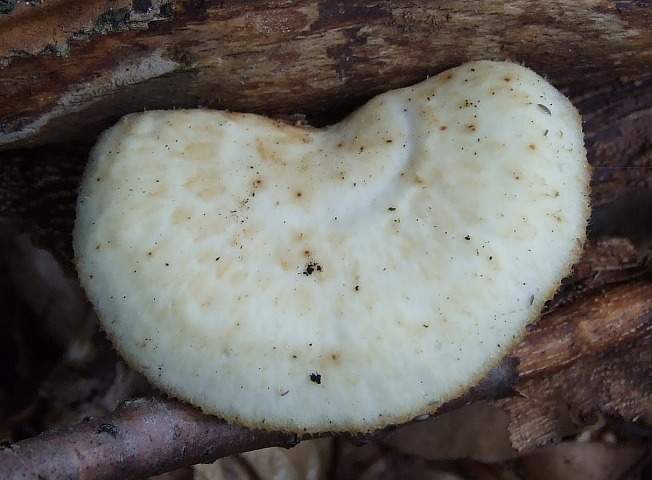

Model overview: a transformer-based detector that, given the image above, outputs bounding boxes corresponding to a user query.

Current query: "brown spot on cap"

[73,60,590,435]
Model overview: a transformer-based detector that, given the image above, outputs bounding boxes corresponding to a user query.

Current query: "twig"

[0,396,300,479]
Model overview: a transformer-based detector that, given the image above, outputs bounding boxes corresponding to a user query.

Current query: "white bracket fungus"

[73,61,591,434]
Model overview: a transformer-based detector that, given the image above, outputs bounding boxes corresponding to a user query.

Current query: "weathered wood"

[500,328,652,450]
[0,0,651,475]
[0,396,301,480]
[0,0,171,58]
[494,234,652,449]
[1,0,651,149]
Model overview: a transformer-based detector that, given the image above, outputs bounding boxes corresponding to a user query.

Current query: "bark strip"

[1,0,651,149]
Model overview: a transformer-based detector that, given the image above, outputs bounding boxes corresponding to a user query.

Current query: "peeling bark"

[1,0,651,149]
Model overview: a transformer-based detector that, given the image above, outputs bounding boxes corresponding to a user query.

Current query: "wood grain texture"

[519,281,652,381]
[495,232,652,449]
[1,0,651,149]
[0,0,651,474]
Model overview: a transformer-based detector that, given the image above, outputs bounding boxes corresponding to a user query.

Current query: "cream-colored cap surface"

[74,61,590,434]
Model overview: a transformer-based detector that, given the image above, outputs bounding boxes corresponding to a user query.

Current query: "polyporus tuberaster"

[73,61,591,434]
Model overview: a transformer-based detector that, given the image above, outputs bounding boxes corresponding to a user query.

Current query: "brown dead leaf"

[0,234,151,438]
[331,438,384,480]
[193,438,333,480]
[513,442,649,480]
[383,402,516,463]
[150,468,194,480]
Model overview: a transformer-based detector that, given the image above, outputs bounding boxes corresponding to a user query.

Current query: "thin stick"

[0,396,300,480]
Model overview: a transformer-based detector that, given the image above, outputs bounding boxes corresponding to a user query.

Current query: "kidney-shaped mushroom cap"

[73,61,590,434]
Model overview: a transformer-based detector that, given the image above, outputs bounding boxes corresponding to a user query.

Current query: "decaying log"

[0,0,651,149]
[0,0,651,477]
[498,276,652,449]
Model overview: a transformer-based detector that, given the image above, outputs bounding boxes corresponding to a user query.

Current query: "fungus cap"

[73,60,590,434]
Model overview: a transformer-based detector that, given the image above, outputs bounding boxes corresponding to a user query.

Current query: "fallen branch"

[0,396,299,479]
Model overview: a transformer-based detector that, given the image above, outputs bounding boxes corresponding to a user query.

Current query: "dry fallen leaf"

[513,442,649,480]
[383,402,517,463]
[193,438,332,480]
